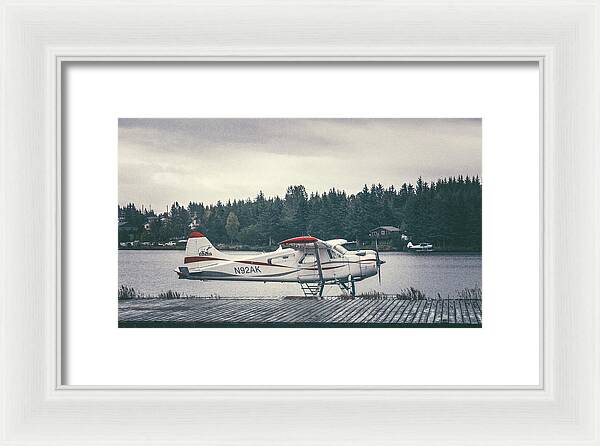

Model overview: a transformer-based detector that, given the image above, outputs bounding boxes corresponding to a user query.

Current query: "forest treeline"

[118,175,482,251]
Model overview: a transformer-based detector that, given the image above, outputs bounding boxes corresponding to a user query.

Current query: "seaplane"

[176,232,385,297]
[407,241,434,253]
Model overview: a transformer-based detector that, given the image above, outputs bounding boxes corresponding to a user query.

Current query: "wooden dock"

[118,297,482,328]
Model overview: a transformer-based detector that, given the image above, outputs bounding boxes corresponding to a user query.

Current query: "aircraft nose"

[369,249,385,265]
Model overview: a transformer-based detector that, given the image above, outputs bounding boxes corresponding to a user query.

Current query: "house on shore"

[369,226,400,239]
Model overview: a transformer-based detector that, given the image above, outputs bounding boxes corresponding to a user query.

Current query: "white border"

[62,62,540,387]
[1,1,598,444]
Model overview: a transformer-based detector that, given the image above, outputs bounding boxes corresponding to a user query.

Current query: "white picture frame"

[1,1,598,444]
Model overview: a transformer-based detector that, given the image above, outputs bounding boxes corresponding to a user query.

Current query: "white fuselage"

[179,244,379,283]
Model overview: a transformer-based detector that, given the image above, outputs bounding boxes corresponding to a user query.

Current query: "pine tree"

[225,211,240,243]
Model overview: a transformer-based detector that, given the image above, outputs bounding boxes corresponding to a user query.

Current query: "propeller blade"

[375,238,382,285]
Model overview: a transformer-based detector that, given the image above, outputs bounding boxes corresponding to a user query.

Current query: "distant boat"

[407,242,434,252]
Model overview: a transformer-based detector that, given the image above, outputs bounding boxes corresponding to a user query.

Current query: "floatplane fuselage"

[176,232,385,297]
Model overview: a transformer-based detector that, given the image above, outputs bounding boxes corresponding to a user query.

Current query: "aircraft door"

[298,250,318,282]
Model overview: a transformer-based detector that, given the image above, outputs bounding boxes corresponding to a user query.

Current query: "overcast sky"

[119,118,481,209]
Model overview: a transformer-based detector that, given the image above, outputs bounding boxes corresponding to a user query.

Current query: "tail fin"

[185,232,227,259]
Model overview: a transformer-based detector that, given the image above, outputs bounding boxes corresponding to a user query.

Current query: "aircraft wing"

[279,236,330,250]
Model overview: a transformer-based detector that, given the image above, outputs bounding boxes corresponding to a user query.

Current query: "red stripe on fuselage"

[184,256,228,264]
[184,256,291,268]
[238,259,292,268]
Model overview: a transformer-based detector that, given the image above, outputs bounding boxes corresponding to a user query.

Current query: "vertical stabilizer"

[184,232,226,259]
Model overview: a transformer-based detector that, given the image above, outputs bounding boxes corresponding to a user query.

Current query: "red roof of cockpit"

[280,236,318,244]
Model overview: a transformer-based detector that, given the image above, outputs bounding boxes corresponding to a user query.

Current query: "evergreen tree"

[225,211,240,243]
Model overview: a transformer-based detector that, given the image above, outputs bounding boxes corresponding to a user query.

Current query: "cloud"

[118,118,481,207]
[118,118,336,156]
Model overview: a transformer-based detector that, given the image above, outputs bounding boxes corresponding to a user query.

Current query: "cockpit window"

[333,245,348,255]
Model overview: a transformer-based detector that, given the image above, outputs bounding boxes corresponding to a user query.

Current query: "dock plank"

[398,300,417,323]
[342,299,382,323]
[330,299,368,322]
[376,299,404,323]
[442,299,449,324]
[454,300,463,324]
[415,299,430,324]
[262,299,310,322]
[221,299,283,322]
[460,300,471,324]
[270,300,320,323]
[466,300,478,325]
[448,300,456,324]
[389,300,412,323]
[472,300,482,324]
[366,298,398,323]
[408,300,426,323]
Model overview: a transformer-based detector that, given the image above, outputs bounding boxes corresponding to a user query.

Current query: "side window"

[268,255,289,265]
[326,249,335,259]
[300,253,316,264]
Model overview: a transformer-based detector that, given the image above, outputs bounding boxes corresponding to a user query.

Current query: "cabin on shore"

[369,225,405,240]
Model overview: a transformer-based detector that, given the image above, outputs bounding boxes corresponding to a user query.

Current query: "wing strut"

[313,241,325,298]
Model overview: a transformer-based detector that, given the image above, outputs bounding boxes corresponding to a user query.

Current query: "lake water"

[119,250,482,299]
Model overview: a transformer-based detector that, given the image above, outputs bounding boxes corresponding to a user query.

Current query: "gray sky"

[119,118,481,208]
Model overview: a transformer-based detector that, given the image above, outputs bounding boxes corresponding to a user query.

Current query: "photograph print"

[118,118,482,327]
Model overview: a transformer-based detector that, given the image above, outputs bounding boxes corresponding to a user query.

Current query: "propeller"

[375,237,382,285]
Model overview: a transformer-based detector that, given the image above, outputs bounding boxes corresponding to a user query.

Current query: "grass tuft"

[157,290,183,299]
[397,287,428,300]
[340,287,427,300]
[118,286,203,299]
[340,286,482,300]
[455,287,482,300]
[118,285,141,300]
